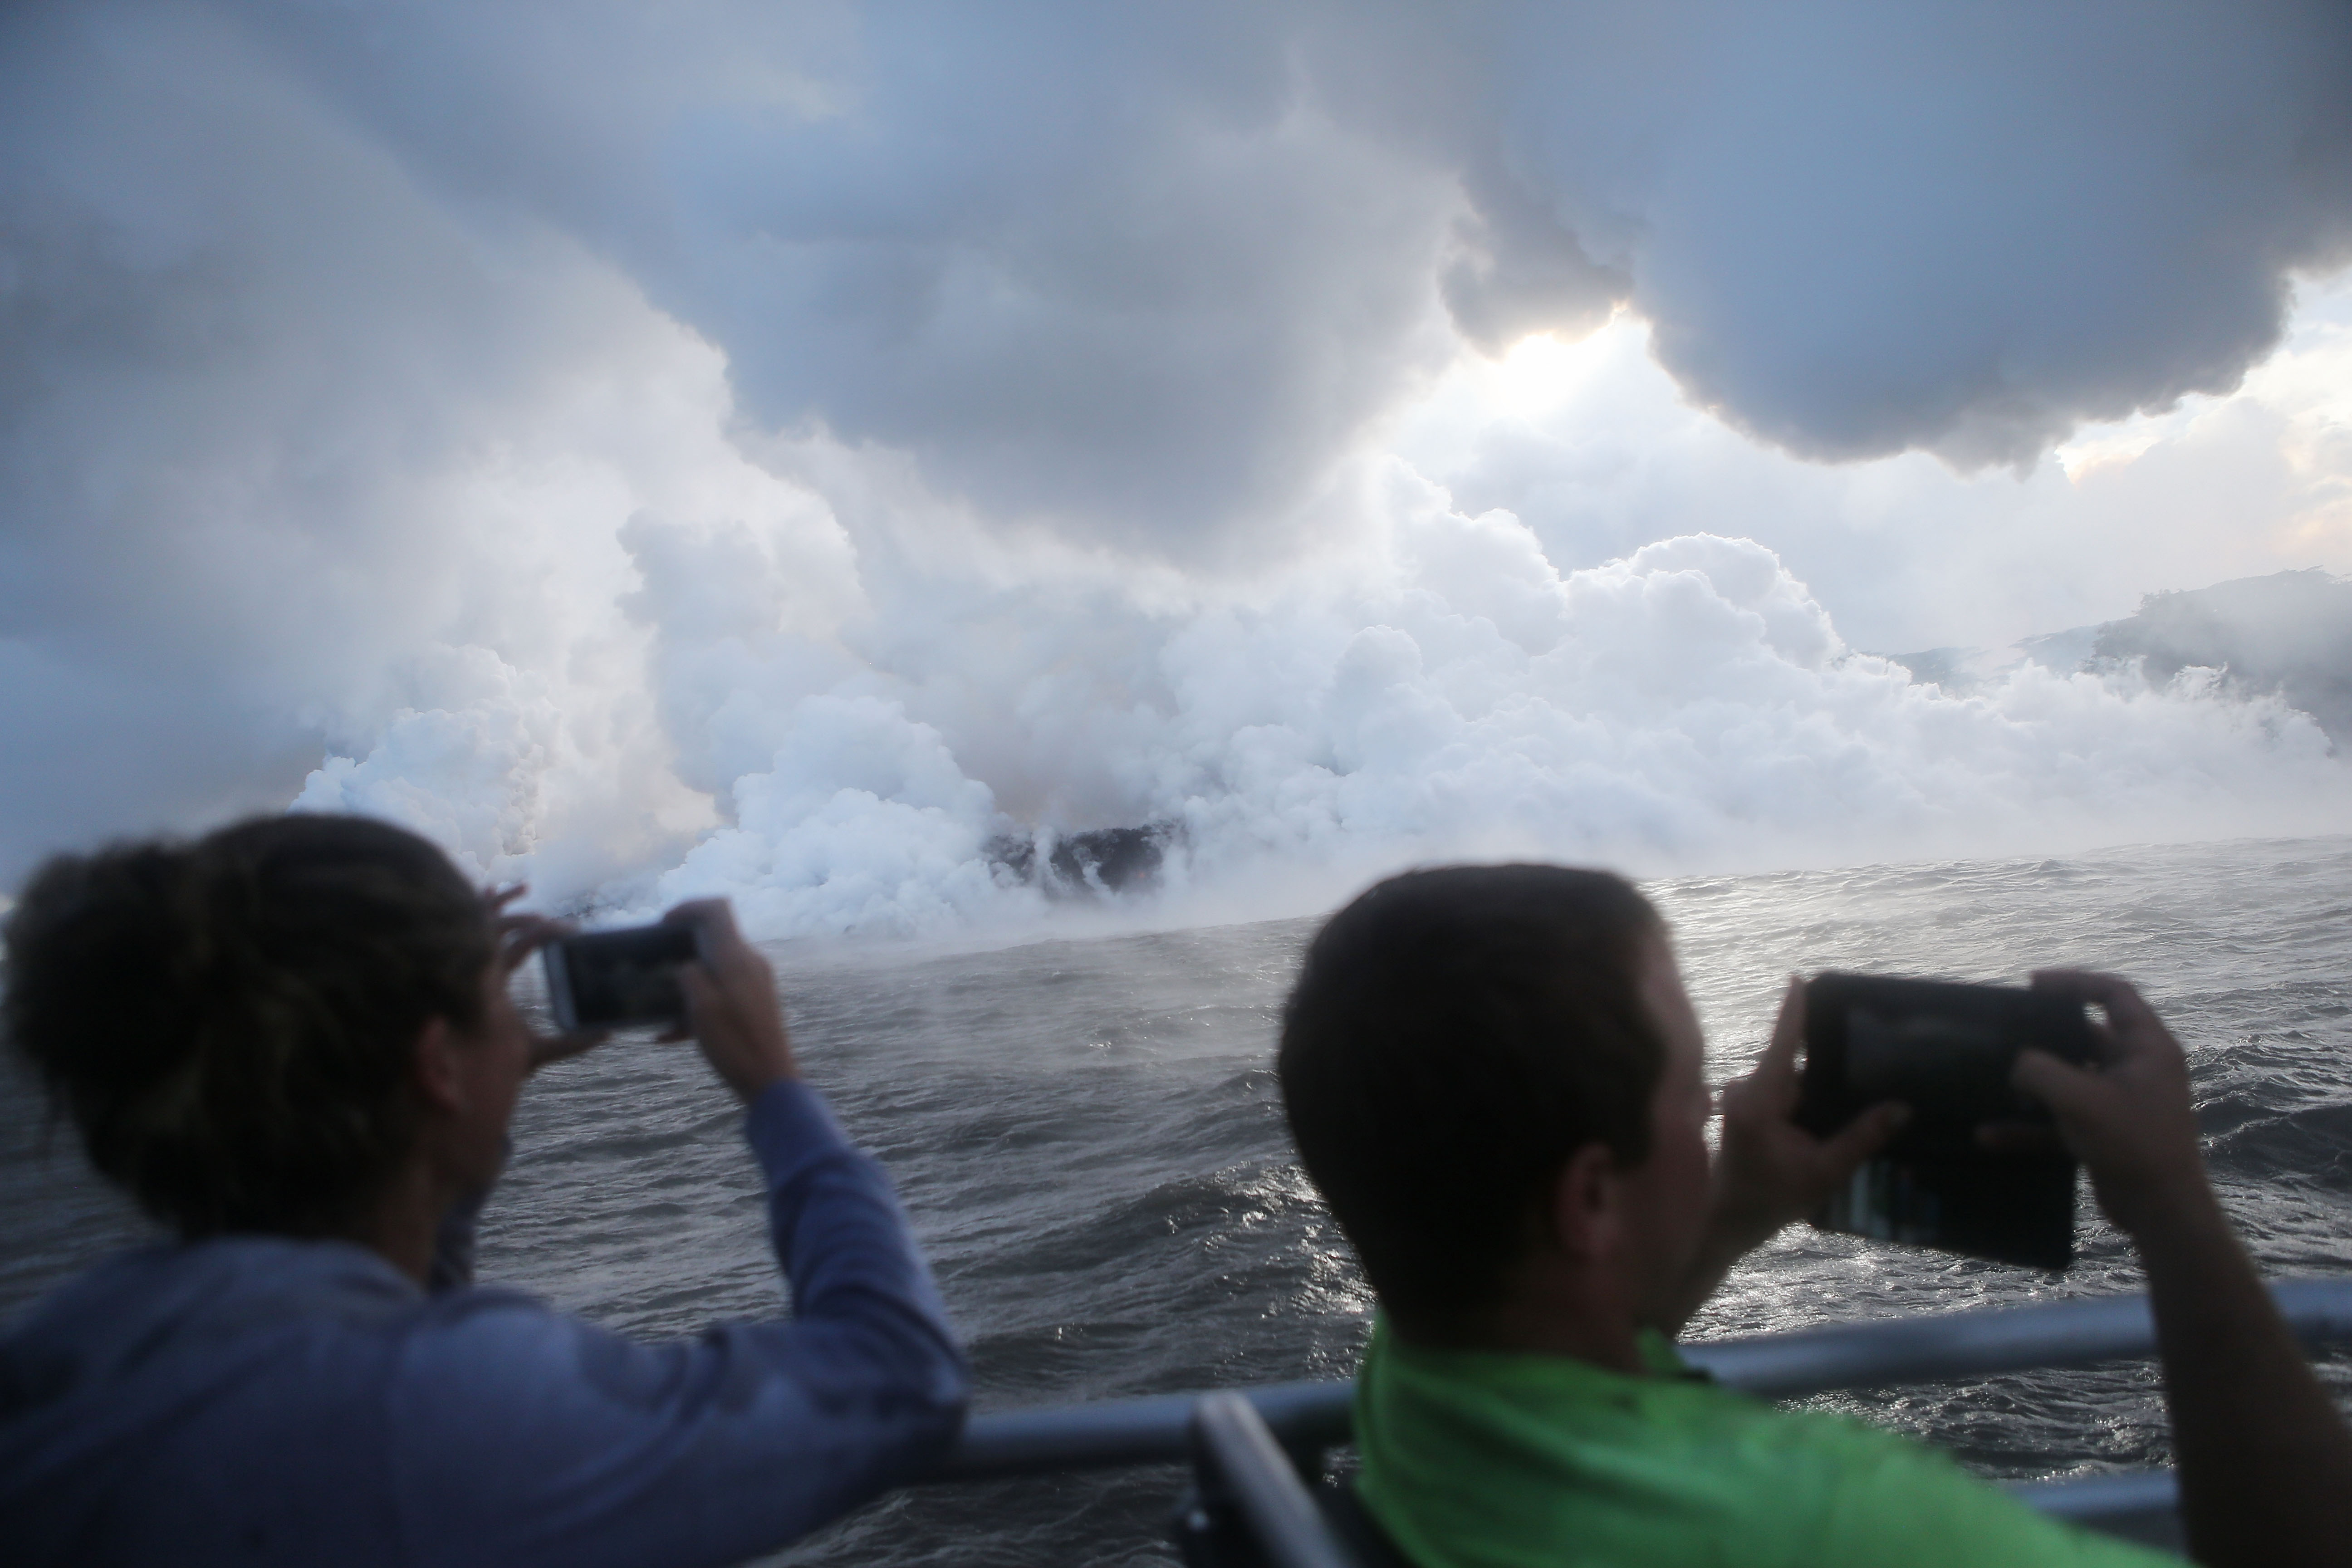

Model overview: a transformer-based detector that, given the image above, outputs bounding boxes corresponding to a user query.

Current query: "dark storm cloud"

[1485,2,2352,468]
[222,0,2352,524]
[235,1,1465,550]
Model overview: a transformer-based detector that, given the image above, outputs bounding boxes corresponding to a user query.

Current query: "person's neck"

[337,1156,450,1287]
[1400,1278,1650,1372]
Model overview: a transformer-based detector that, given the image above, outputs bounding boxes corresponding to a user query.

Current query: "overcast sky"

[4,0,2349,929]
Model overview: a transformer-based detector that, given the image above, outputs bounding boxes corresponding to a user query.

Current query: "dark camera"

[543,922,703,1034]
[1796,973,2097,1269]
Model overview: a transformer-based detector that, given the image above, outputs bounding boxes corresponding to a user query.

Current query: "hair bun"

[5,814,493,1237]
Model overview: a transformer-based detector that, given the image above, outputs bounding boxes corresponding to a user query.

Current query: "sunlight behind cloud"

[1483,320,1631,420]
[2053,274,2352,553]
[2249,281,2352,556]
[2052,408,2205,482]
[1386,275,2352,654]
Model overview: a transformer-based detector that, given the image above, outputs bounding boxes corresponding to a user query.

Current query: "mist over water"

[8,835,2350,1566]
[311,528,2352,943]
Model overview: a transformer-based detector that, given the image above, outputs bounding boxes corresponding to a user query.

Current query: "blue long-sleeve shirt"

[0,1079,969,1567]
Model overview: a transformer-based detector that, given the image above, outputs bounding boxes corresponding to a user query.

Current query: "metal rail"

[1189,1393,1359,1568]
[1685,1276,2352,1400]
[936,1378,1350,1481]
[930,1276,2352,1482]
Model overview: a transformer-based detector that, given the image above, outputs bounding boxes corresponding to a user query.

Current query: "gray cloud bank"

[232,0,2352,533]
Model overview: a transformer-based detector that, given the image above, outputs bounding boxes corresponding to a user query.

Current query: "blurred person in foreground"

[1279,864,2352,1568]
[0,813,967,1568]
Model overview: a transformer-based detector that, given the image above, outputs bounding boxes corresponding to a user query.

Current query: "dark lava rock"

[986,823,1177,896]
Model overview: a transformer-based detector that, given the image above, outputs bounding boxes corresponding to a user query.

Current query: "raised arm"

[2015,970,2352,1568]
[392,900,968,1568]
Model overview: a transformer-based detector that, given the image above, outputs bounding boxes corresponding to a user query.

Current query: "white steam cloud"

[4,1,2351,936]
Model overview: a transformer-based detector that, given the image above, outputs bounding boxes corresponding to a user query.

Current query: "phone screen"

[545,923,700,1033]
[1797,973,2096,1270]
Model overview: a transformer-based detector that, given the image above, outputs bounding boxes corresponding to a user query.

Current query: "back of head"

[1278,864,1665,1336]
[3,813,492,1239]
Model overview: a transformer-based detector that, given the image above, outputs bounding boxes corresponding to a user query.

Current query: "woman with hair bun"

[0,813,967,1568]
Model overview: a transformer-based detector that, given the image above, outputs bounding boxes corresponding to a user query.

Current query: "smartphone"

[1796,973,2098,1270]
[542,922,702,1034]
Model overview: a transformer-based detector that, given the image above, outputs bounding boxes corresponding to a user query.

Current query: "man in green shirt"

[1277,865,2352,1568]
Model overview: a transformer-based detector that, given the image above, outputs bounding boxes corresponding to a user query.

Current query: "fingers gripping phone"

[1796,974,2099,1270]
[542,921,706,1034]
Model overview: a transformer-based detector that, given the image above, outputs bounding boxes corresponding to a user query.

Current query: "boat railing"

[1184,1392,1365,1568]
[922,1276,2352,1561]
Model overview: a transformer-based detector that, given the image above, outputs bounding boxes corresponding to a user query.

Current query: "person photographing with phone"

[1279,863,2352,1568]
[0,813,968,1567]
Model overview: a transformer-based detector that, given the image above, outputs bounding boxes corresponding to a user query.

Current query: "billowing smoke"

[622,504,2346,935]
[4,1,2350,935]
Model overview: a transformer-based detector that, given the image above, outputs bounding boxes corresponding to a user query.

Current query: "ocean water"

[5,835,2352,1565]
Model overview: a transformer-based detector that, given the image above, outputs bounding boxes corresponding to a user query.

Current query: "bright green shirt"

[1354,1317,2176,1568]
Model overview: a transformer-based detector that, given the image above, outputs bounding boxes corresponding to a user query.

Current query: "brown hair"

[4,814,493,1237]
[1278,864,1666,1333]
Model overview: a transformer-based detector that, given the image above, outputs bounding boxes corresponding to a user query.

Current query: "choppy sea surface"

[6,836,2352,1565]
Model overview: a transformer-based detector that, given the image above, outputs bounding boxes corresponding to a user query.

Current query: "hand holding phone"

[1797,973,2098,1269]
[541,902,795,1101]
[2009,969,2210,1244]
[484,889,607,1072]
[1711,980,1912,1254]
[543,922,704,1033]
[661,900,798,1102]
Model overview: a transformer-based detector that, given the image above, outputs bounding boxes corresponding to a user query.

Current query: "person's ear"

[412,1017,466,1115]
[1548,1142,1625,1261]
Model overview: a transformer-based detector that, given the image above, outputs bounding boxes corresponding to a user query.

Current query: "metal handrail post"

[1190,1392,1359,1568]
